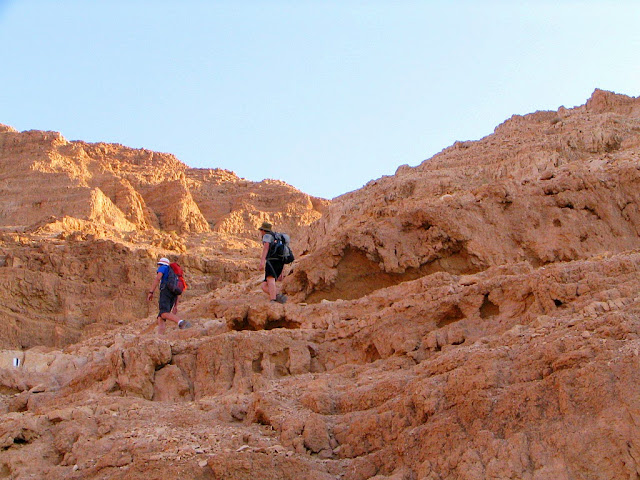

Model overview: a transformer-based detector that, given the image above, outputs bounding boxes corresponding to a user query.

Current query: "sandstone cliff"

[0,126,327,236]
[285,88,640,303]
[0,126,327,348]
[1,89,640,480]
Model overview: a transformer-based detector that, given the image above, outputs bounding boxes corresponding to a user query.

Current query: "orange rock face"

[0,127,326,236]
[0,127,326,348]
[285,88,640,303]
[1,89,640,480]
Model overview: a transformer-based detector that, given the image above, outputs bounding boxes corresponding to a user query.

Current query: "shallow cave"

[264,317,300,330]
[437,304,465,328]
[305,246,483,304]
[480,294,500,319]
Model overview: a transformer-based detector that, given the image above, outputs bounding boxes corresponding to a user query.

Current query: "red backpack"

[166,262,188,295]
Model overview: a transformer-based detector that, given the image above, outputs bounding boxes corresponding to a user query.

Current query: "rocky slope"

[0,125,327,236]
[285,89,640,303]
[0,127,327,348]
[1,89,640,480]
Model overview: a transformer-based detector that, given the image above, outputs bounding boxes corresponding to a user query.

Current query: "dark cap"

[259,221,273,232]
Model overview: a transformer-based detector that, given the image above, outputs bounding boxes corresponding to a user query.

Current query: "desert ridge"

[1,89,640,479]
[0,125,327,348]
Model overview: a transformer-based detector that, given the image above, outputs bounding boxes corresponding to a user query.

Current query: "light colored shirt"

[262,233,274,244]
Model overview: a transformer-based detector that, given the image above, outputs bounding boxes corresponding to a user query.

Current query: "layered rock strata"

[285,89,640,303]
[0,125,327,348]
[0,90,639,479]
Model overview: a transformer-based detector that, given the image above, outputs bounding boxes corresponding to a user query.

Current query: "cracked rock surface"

[2,89,640,479]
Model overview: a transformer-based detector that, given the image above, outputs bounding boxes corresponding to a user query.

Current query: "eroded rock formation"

[1,89,640,479]
[0,126,327,236]
[284,88,640,303]
[0,127,327,347]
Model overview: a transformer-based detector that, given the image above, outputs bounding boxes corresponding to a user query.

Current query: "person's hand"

[278,273,284,281]
[172,305,178,314]
[147,291,153,302]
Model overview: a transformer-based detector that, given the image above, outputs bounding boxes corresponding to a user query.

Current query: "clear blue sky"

[1,1,638,199]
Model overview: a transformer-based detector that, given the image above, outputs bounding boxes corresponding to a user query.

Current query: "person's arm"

[147,272,163,301]
[260,242,270,269]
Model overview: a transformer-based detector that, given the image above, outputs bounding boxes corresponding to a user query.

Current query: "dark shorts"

[264,259,284,281]
[158,287,177,317]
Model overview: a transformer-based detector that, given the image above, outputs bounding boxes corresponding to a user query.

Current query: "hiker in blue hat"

[147,257,191,334]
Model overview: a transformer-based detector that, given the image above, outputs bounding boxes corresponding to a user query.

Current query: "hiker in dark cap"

[258,222,287,303]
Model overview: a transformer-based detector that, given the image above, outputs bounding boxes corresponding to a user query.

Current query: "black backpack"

[269,232,295,264]
[164,262,186,295]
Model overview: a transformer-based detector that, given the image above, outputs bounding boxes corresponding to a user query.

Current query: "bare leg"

[157,312,181,335]
[262,278,277,300]
[161,312,181,324]
[157,317,166,335]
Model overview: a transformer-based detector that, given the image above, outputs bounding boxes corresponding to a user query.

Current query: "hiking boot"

[178,320,192,329]
[275,294,287,304]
